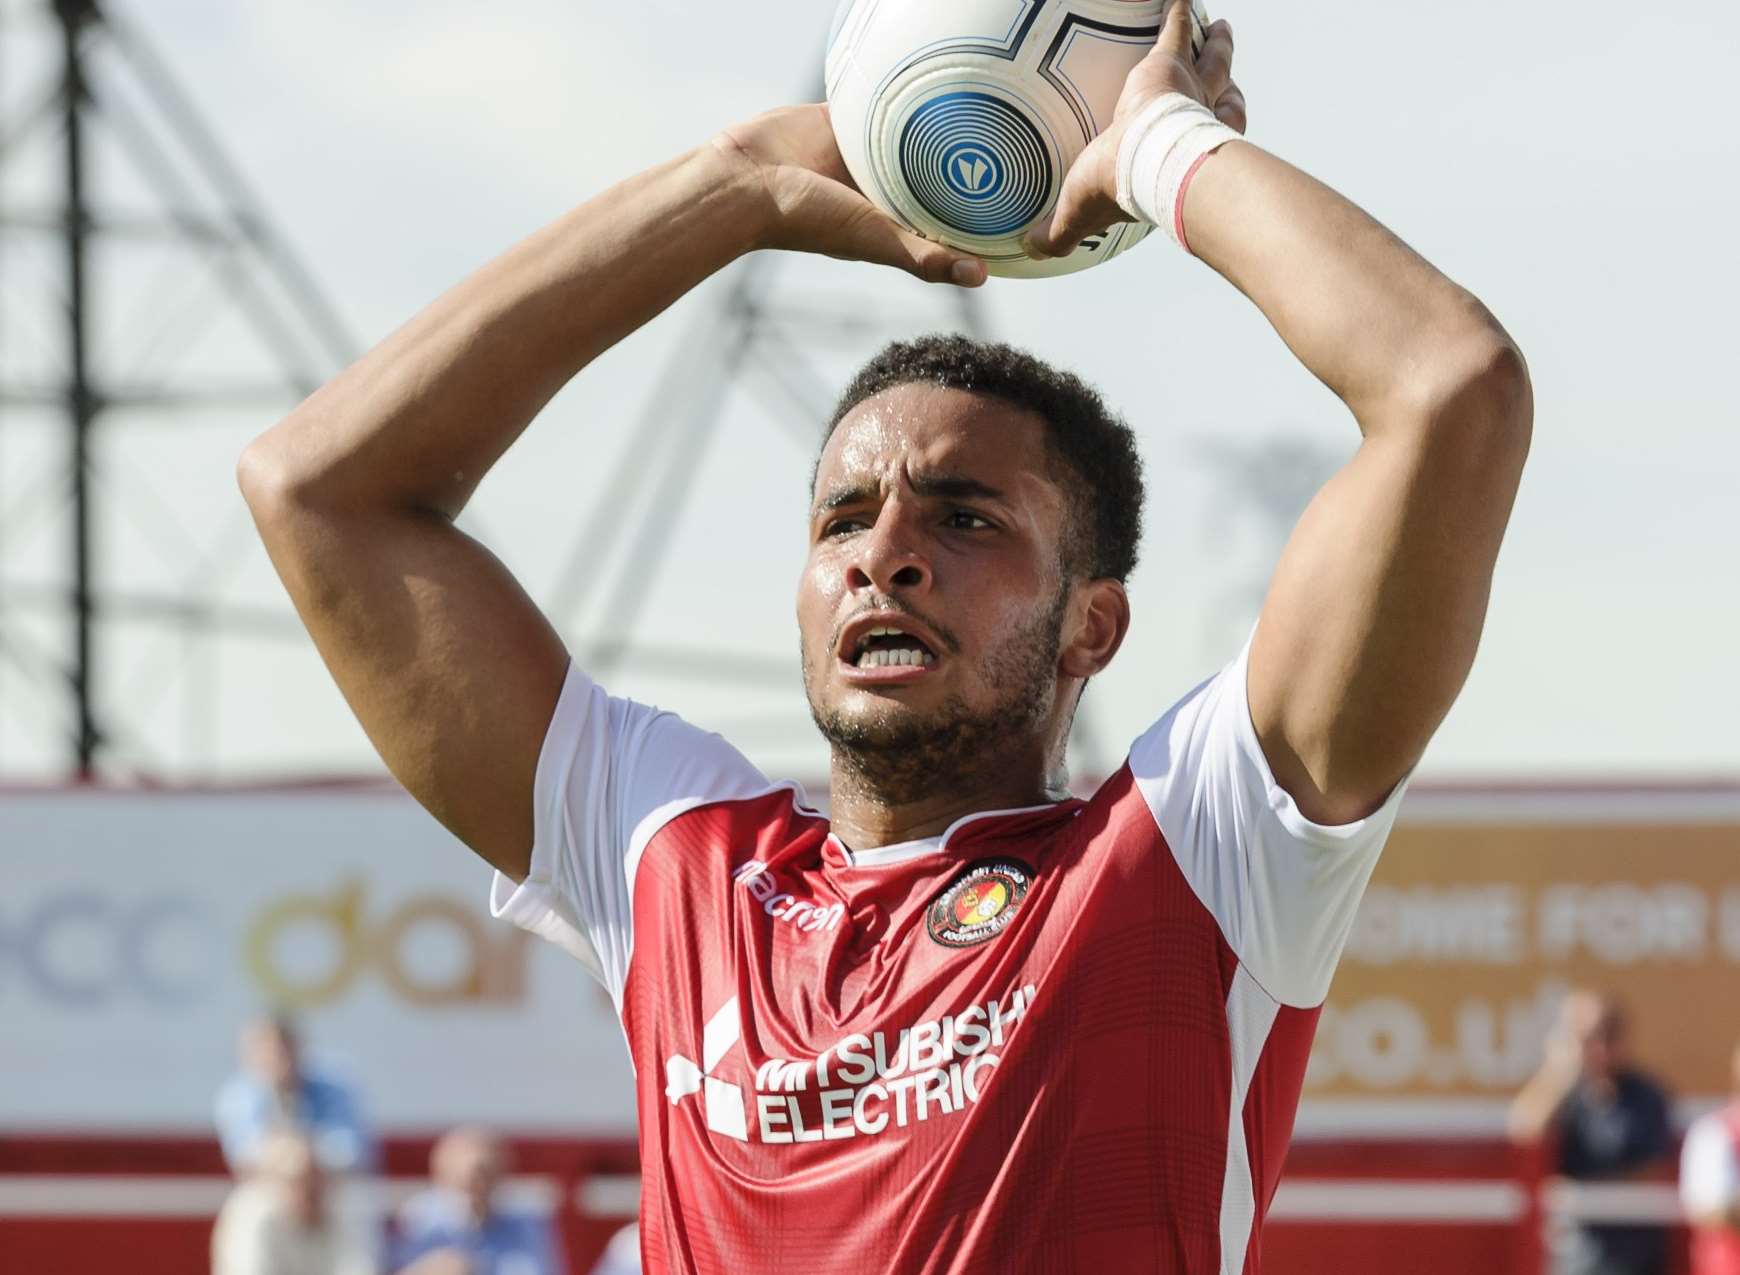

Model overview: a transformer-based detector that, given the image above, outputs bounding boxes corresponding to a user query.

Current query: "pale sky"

[1,0,1735,785]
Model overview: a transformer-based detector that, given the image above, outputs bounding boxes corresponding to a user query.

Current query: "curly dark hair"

[823,334,1145,583]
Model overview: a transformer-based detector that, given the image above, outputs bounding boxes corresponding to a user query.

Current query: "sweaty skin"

[798,385,1127,847]
[240,2,1528,880]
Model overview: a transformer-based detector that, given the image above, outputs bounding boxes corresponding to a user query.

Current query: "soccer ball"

[825,0,1210,280]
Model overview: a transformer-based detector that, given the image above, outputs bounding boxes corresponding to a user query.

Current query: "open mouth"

[848,626,938,670]
[836,613,944,676]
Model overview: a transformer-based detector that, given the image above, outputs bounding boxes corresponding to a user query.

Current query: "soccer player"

[1682,1041,1740,1275]
[241,6,1531,1272]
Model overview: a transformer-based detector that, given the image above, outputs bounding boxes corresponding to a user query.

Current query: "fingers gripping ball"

[826,0,1209,280]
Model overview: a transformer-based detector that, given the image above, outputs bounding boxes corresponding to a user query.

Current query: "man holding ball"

[242,4,1530,1272]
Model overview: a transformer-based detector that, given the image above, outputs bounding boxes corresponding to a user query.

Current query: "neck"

[827,742,1069,849]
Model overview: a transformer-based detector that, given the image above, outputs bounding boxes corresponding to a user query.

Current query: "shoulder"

[1622,1069,1673,1109]
[394,1187,458,1236]
[536,663,773,854]
[488,1209,551,1243]
[1685,1109,1730,1143]
[1119,638,1407,1009]
[301,1070,349,1096]
[1684,1110,1740,1167]
[214,1073,258,1109]
[299,1070,360,1112]
[631,782,826,891]
[645,780,820,839]
[1560,1078,1599,1113]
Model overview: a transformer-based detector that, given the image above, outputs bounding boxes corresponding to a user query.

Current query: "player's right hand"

[712,104,987,288]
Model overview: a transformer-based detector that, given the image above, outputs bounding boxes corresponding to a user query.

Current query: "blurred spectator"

[1681,1041,1740,1275]
[1509,990,1674,1275]
[212,1129,378,1275]
[392,1127,563,1275]
[587,1224,640,1275]
[217,1013,375,1175]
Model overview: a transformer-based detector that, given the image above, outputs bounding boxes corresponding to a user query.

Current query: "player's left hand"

[714,103,988,287]
[1025,0,1246,259]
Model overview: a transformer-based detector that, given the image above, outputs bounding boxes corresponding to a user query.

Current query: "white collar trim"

[831,800,1069,868]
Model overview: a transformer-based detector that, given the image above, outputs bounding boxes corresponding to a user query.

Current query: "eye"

[821,517,867,538]
[946,510,994,531]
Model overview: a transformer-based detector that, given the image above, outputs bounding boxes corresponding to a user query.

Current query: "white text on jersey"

[733,860,846,934]
[754,984,1038,1144]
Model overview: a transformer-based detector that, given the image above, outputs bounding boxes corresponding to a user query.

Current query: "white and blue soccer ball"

[826,0,1210,280]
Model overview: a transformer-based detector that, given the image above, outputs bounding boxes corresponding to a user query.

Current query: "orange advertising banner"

[1305,786,1740,1129]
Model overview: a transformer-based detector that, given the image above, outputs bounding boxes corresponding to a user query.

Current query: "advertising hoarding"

[5,784,1736,1136]
[1,790,632,1133]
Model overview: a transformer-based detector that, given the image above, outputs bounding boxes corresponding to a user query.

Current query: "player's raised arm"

[238,108,986,877]
[1034,2,1531,824]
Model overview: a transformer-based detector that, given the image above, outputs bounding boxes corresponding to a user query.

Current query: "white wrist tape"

[1114,93,1241,253]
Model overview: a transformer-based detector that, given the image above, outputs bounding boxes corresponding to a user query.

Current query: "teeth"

[855,648,937,669]
[850,623,938,668]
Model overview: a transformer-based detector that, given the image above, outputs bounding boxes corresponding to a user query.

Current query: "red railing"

[0,1133,1698,1275]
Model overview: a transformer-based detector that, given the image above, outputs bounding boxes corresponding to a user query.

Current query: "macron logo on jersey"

[734,861,846,935]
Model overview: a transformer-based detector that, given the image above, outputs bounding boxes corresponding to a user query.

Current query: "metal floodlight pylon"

[0,0,357,778]
[0,12,1112,785]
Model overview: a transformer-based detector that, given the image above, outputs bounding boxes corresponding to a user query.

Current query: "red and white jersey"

[491,640,1405,1274]
[1682,1104,1740,1275]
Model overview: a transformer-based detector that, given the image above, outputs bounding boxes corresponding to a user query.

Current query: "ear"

[1058,578,1130,680]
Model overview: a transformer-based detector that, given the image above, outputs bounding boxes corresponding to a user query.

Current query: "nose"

[845,509,931,596]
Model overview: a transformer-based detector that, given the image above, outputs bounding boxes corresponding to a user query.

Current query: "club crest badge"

[927,859,1034,949]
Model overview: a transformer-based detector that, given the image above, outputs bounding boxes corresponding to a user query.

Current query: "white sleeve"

[1682,1115,1740,1217]
[489,662,770,1006]
[1129,636,1408,1009]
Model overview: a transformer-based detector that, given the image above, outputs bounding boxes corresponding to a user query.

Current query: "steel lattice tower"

[0,0,356,778]
[0,7,1131,785]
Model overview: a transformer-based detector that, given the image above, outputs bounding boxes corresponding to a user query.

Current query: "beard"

[804,588,1069,808]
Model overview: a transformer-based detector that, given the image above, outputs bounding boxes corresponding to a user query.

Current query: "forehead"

[815,383,1055,500]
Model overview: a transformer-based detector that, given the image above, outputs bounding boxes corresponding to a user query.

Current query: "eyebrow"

[813,473,1007,516]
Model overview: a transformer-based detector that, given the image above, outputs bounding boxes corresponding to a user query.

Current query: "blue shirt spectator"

[216,1014,375,1175]
[391,1128,562,1275]
[1509,992,1674,1275]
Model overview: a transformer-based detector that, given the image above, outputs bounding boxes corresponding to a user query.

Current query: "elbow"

[237,418,350,539]
[236,434,275,509]
[1410,322,1534,480]
[238,410,458,525]
[237,428,303,529]
[237,411,371,526]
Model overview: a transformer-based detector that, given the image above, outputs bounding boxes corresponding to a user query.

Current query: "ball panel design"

[825,0,858,58]
[898,91,1053,239]
[851,1,1049,91]
[826,58,879,219]
[824,0,876,99]
[825,0,1210,281]
[862,65,1068,261]
[1037,15,1166,145]
[983,217,1153,280]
